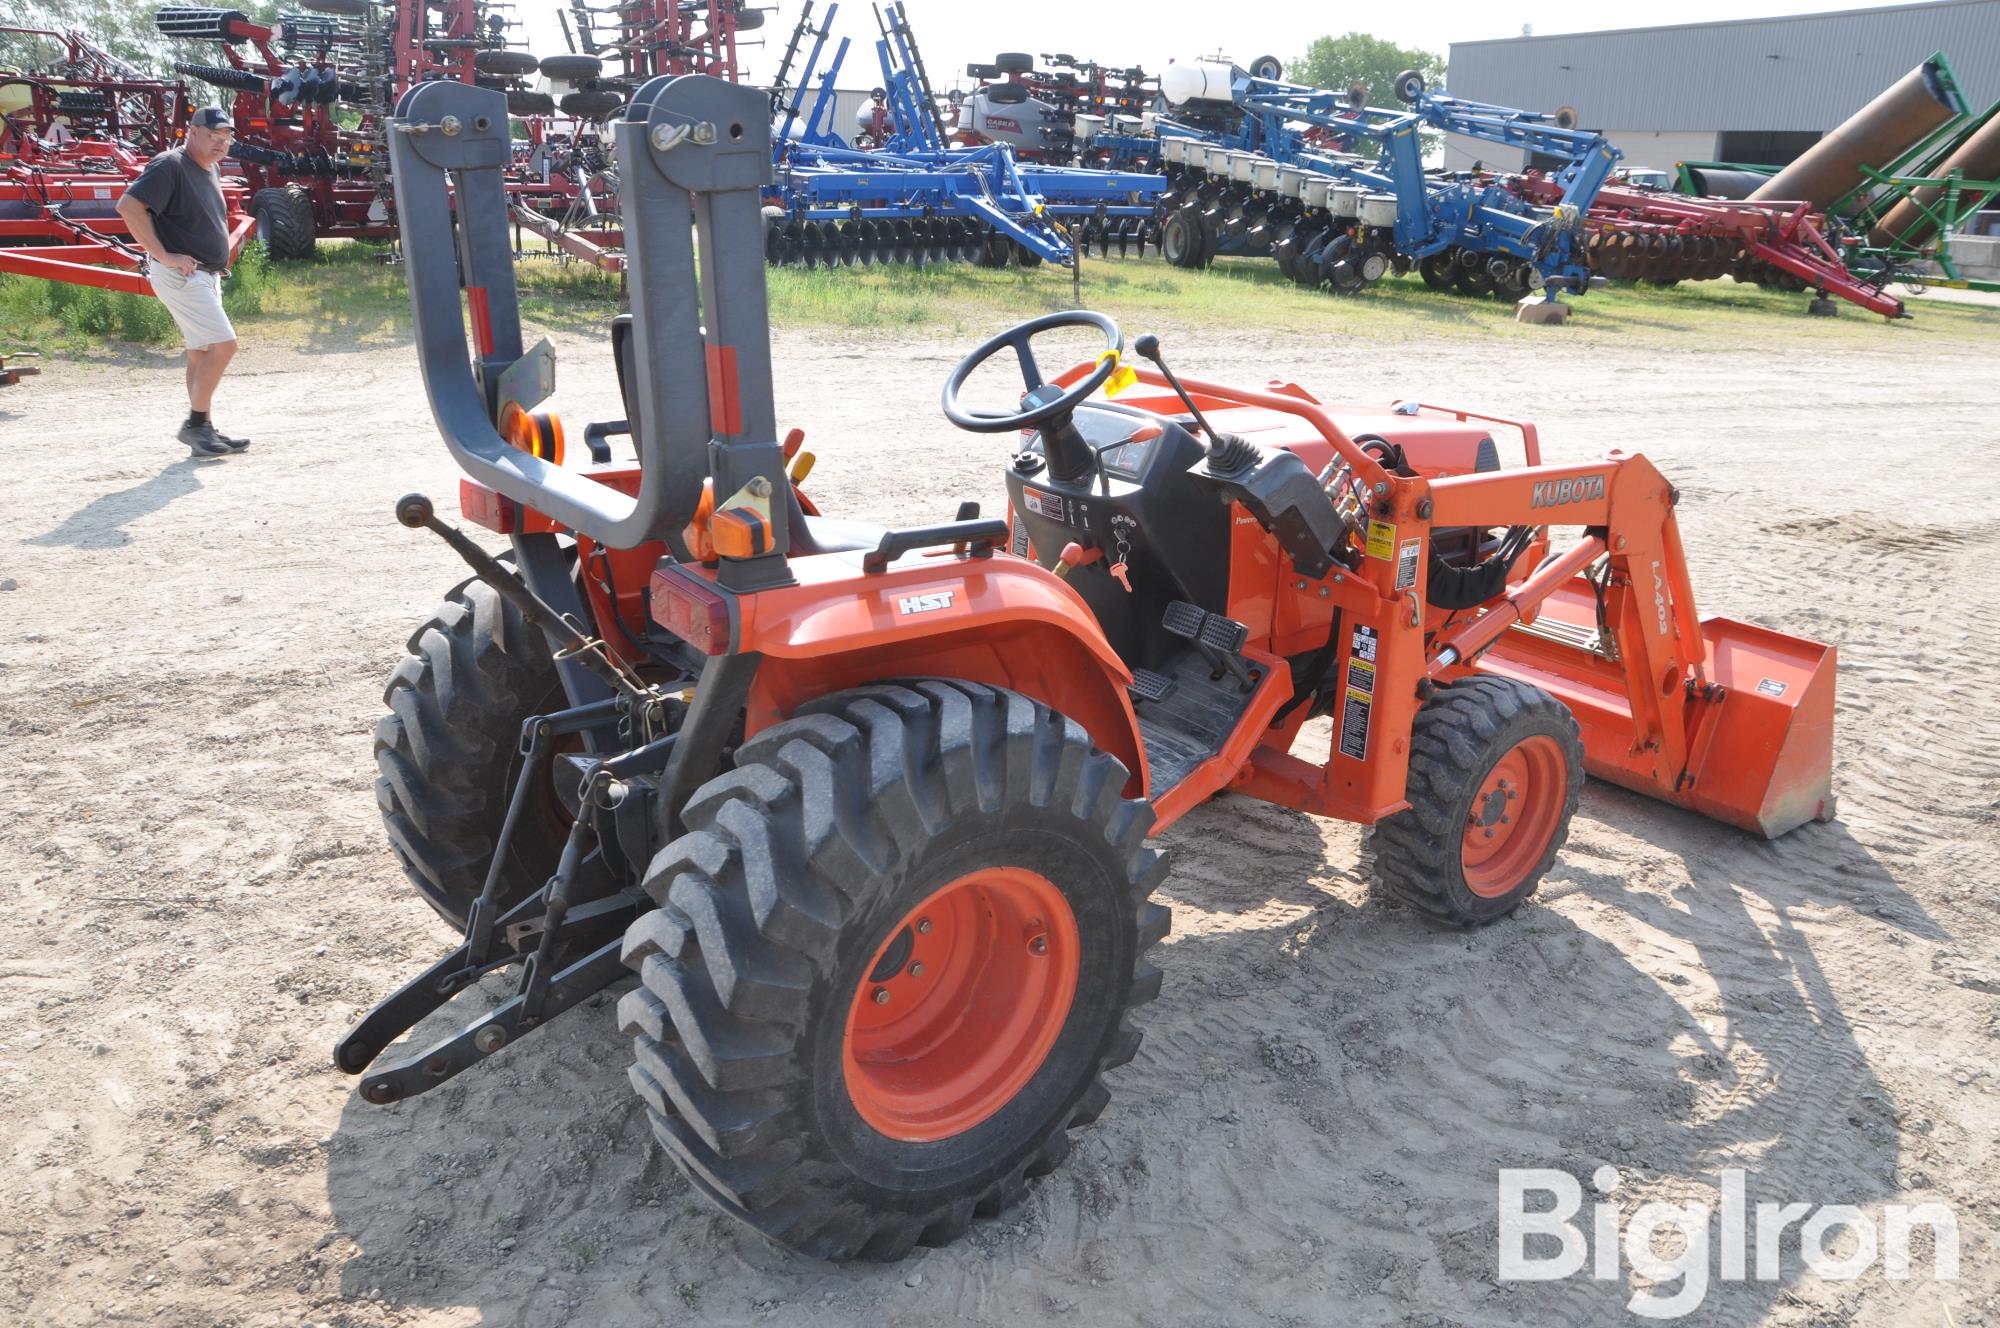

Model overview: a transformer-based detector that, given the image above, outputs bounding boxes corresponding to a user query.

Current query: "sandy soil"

[2,314,1997,1328]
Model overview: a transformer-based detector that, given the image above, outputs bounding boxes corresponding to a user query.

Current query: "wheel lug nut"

[907,962,924,978]
[872,987,890,1005]
[915,918,932,934]
[1484,829,1495,839]
[1027,934,1048,956]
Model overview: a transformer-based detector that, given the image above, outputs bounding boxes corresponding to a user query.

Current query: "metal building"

[1443,0,2000,174]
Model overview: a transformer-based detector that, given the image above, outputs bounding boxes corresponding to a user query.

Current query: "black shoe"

[214,431,251,452]
[178,422,233,457]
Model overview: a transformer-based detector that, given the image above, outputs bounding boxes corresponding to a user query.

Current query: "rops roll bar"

[388,76,789,561]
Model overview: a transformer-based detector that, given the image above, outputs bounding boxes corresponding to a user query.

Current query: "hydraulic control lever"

[395,493,645,699]
[1132,333,1258,474]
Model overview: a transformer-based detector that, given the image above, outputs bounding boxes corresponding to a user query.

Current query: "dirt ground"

[2,309,1997,1328]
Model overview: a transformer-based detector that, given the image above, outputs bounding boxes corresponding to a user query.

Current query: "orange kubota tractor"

[342,74,1836,1260]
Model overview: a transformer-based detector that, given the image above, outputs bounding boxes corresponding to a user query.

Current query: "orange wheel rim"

[843,867,1079,1143]
[1460,735,1566,898]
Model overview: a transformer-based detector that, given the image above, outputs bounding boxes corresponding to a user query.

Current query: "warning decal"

[1010,518,1030,558]
[1365,520,1396,561]
[1756,677,1788,697]
[1020,487,1088,527]
[1395,537,1422,592]
[1338,625,1379,760]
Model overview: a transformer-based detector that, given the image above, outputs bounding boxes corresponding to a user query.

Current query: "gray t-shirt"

[125,147,230,272]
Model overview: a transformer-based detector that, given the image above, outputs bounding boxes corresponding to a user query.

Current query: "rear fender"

[734,553,1147,796]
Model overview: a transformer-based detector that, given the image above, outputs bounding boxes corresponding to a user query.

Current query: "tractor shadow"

[21,455,211,549]
[322,791,1925,1326]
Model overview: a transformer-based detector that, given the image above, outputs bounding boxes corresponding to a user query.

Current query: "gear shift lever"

[1132,333,1259,474]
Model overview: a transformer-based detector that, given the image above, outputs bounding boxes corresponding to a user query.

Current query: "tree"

[1,0,173,73]
[1287,31,1445,107]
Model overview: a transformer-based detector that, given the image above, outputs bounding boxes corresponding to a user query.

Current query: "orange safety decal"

[705,343,741,437]
[466,286,492,358]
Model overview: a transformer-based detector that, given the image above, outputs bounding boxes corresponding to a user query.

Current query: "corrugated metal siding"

[1447,0,2000,132]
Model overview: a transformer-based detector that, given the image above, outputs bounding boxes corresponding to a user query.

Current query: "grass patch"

[0,239,278,352]
[5,237,1995,359]
[760,255,2000,350]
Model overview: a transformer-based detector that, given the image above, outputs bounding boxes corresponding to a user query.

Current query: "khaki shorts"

[146,264,236,350]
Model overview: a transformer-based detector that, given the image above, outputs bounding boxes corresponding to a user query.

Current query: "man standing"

[115,106,250,458]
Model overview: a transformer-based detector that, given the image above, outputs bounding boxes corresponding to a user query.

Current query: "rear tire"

[251,184,316,261]
[619,681,1169,1259]
[374,568,568,929]
[1365,676,1582,925]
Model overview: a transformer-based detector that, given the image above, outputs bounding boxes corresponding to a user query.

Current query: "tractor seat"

[782,480,887,556]
[795,513,888,556]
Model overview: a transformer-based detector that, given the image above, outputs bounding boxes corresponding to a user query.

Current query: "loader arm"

[1052,359,1832,838]
[1428,454,1834,838]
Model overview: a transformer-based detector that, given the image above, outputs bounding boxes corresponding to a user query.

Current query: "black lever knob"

[395,493,435,529]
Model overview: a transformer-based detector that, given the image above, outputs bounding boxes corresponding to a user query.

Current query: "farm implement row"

[759,3,1161,272]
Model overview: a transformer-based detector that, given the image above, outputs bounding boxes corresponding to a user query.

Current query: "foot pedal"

[1162,599,1257,693]
[1129,668,1176,703]
[1163,600,1249,653]
[1163,599,1206,639]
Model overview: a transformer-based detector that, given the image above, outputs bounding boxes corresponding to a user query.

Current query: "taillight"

[650,564,732,655]
[458,478,517,533]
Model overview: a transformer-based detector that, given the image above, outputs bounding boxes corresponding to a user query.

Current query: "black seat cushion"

[795,513,887,555]
[783,480,886,555]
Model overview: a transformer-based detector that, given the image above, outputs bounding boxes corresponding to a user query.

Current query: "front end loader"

[341,73,1836,1260]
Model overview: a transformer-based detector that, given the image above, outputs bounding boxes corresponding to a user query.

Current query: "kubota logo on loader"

[897,589,957,615]
[1530,476,1606,509]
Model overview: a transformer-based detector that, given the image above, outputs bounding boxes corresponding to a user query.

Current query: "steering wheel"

[939,310,1123,434]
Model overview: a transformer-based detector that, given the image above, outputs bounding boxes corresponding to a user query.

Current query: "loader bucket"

[1677,616,1837,838]
[1479,589,1835,839]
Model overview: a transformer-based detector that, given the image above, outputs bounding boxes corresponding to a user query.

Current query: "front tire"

[1365,676,1583,925]
[619,681,1169,1259]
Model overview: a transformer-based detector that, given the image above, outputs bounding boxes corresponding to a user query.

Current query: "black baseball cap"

[190,107,233,132]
